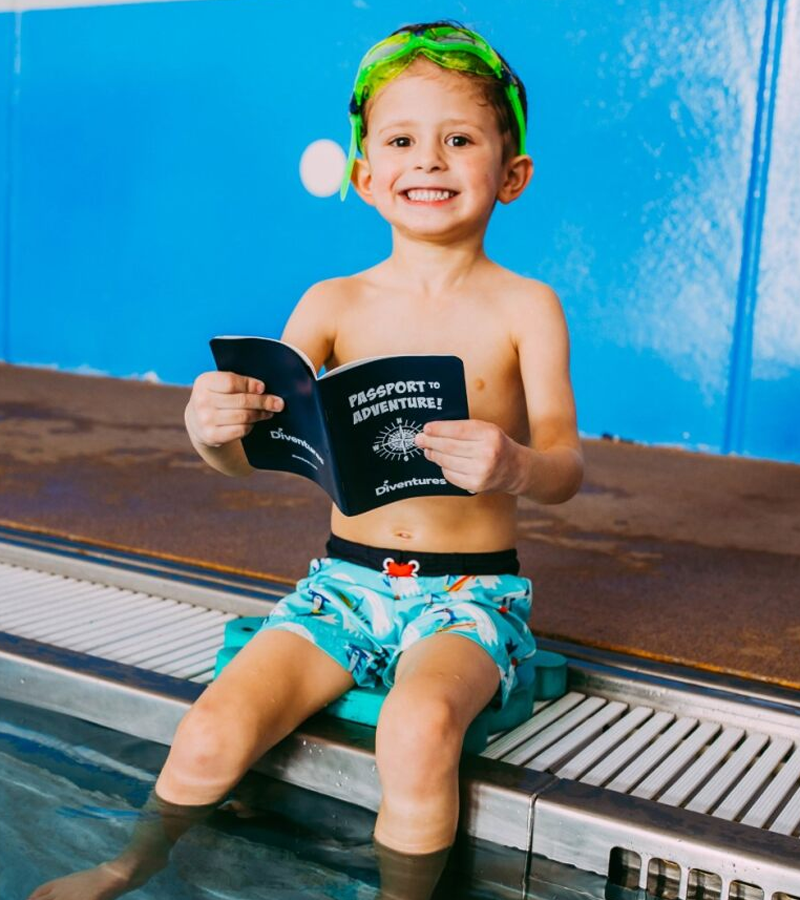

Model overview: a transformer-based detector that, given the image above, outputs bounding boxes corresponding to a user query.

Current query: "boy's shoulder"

[296,274,354,305]
[294,269,378,312]
[488,264,564,319]
[488,263,558,300]
[486,265,569,353]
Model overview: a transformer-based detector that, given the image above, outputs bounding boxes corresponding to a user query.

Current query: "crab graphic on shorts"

[381,557,424,598]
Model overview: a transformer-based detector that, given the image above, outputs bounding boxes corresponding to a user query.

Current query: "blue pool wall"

[0,0,798,463]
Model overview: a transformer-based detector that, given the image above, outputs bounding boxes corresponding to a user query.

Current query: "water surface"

[0,697,607,899]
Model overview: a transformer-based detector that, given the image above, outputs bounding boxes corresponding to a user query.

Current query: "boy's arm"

[279,279,341,372]
[185,281,340,477]
[184,372,281,477]
[509,285,583,504]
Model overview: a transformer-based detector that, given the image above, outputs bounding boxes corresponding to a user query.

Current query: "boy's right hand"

[185,371,284,448]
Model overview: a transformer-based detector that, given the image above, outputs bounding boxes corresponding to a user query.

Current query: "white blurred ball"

[299,139,346,197]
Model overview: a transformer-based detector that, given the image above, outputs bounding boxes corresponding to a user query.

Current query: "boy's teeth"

[406,189,454,202]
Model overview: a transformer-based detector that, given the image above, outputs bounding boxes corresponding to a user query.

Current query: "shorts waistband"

[325,534,520,577]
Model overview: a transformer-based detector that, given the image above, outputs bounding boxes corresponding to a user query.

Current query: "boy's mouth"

[401,188,458,204]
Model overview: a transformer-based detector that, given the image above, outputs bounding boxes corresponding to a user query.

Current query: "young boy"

[29,21,582,900]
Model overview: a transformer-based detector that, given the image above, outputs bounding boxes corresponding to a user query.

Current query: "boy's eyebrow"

[376,118,487,135]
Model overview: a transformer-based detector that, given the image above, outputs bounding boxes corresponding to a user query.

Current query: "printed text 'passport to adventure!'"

[210,336,472,516]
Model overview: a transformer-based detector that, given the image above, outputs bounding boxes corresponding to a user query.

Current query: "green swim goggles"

[340,24,527,200]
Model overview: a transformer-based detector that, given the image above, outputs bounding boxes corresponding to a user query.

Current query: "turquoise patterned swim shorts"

[259,546,537,709]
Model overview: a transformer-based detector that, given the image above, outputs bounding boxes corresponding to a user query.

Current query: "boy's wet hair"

[361,20,528,161]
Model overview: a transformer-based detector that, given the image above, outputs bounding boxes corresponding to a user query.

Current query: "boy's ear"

[497,154,534,205]
[350,157,377,207]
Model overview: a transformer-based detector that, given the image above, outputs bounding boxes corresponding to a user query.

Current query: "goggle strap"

[340,117,359,201]
[507,84,527,155]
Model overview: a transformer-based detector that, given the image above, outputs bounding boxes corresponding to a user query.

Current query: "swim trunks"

[258,534,537,708]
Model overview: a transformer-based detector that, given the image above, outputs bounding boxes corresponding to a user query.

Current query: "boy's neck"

[385,229,490,299]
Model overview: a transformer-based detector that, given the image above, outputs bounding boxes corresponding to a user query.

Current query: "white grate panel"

[504,696,607,767]
[0,562,234,680]
[741,746,800,828]
[557,705,660,782]
[482,693,586,760]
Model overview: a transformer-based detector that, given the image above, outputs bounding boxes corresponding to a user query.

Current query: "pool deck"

[1,362,799,689]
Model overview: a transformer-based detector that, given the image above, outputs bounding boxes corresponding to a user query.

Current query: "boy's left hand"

[414,419,525,494]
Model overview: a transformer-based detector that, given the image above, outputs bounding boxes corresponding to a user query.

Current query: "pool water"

[0,697,609,899]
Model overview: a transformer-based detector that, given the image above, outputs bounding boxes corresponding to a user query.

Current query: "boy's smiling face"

[351,58,532,241]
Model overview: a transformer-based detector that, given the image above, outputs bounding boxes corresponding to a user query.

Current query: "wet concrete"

[1,362,799,687]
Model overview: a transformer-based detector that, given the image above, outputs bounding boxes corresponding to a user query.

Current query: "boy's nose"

[413,139,446,171]
[415,159,443,172]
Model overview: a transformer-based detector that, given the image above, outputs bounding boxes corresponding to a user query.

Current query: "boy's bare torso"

[286,257,552,554]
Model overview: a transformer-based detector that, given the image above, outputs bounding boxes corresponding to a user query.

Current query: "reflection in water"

[1,698,609,899]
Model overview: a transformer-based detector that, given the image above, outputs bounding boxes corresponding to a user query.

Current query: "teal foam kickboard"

[214,617,568,754]
[221,617,263,649]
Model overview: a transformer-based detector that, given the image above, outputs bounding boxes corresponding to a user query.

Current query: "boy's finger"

[416,434,474,457]
[214,408,277,425]
[424,448,478,474]
[421,419,479,439]
[212,392,284,412]
[263,395,284,413]
[438,466,474,491]
[205,371,266,395]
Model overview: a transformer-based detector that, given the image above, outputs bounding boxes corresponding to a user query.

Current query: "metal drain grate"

[607,847,800,900]
[486,692,800,841]
[0,561,240,682]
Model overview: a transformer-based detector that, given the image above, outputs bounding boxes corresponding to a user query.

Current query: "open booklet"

[209,336,472,516]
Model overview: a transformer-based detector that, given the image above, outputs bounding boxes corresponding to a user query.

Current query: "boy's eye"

[446,134,472,147]
[388,136,412,148]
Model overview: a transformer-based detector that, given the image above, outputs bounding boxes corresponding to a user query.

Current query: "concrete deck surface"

[1,362,798,688]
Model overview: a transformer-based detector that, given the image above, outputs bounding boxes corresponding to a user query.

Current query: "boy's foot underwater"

[375,839,453,900]
[27,862,148,900]
[27,820,452,900]
[25,794,214,900]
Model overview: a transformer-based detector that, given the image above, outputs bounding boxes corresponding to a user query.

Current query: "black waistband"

[325,534,520,577]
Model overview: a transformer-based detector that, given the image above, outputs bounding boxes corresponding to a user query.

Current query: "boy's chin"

[388,211,487,240]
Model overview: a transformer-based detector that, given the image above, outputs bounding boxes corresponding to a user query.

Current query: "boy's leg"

[27,629,355,900]
[374,839,454,900]
[372,632,499,899]
[156,627,355,804]
[374,631,499,853]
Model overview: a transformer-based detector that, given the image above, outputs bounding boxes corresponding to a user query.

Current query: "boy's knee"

[171,702,247,777]
[376,691,463,775]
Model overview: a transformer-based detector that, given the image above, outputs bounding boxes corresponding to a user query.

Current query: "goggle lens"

[360,27,493,74]
[359,33,411,69]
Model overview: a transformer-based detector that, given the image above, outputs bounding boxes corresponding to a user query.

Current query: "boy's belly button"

[394,530,413,540]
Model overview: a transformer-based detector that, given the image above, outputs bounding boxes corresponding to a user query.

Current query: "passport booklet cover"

[210,336,471,516]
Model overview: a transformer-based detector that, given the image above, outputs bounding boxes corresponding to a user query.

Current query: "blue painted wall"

[0,0,797,462]
[0,13,14,364]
